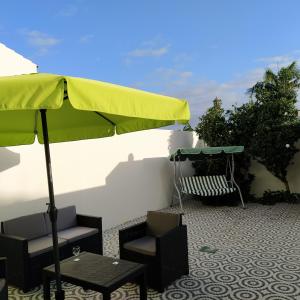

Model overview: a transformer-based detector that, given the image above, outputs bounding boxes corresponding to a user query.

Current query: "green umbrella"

[0,73,190,299]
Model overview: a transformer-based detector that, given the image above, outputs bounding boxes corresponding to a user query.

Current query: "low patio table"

[43,251,147,300]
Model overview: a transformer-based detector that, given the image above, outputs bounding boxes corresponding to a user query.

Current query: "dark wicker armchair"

[0,257,8,300]
[119,211,189,292]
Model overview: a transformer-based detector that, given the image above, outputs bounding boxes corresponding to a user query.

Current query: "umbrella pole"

[40,109,65,300]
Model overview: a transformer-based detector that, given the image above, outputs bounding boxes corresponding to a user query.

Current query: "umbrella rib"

[94,111,116,126]
[34,110,38,134]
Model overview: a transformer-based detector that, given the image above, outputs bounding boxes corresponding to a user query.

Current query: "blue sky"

[1,0,300,125]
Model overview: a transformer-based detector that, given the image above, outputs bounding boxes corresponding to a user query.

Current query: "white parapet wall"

[250,140,300,196]
[0,129,195,230]
[1,127,300,230]
[0,43,37,76]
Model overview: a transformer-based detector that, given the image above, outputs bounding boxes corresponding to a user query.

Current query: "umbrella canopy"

[0,72,190,299]
[0,73,189,146]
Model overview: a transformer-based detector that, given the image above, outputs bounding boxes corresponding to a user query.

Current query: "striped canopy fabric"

[179,175,236,197]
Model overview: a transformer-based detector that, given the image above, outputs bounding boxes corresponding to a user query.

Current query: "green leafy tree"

[194,97,254,200]
[248,62,300,193]
[194,98,226,177]
[226,101,257,148]
[195,62,300,199]
[195,97,230,146]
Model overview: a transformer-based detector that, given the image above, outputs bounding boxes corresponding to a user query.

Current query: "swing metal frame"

[171,146,246,210]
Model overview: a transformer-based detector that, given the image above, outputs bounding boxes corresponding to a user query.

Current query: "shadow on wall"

[250,139,300,196]
[0,155,172,230]
[167,131,195,211]
[168,130,194,155]
[0,148,20,172]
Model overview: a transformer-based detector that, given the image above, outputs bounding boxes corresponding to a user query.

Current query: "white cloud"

[79,34,94,44]
[57,5,78,17]
[257,55,292,64]
[167,80,254,126]
[133,51,300,127]
[125,37,170,64]
[183,70,264,126]
[155,68,192,85]
[135,67,265,127]
[134,68,193,95]
[173,53,193,67]
[128,46,169,58]
[256,52,300,70]
[22,30,60,55]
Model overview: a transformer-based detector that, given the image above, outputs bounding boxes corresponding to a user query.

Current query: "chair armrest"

[0,234,29,285]
[0,233,28,255]
[77,214,102,255]
[157,225,188,264]
[0,257,6,278]
[77,214,102,231]
[119,222,147,247]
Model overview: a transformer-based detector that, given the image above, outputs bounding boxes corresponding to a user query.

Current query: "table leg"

[139,272,147,300]
[103,291,111,300]
[43,272,51,300]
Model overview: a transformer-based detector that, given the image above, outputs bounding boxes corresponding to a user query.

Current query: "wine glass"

[72,246,80,261]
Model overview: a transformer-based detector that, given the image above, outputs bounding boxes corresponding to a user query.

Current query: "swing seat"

[179,175,236,197]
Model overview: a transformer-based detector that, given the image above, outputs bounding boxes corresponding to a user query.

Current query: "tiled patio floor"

[9,200,300,299]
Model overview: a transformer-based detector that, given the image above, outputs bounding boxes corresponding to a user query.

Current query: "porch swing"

[170,146,246,210]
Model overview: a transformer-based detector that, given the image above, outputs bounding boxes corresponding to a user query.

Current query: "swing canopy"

[170,146,244,161]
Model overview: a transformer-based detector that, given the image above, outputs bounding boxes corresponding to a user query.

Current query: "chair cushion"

[146,211,180,237]
[123,236,156,256]
[28,236,67,258]
[2,213,47,240]
[0,279,6,291]
[56,226,98,243]
[45,206,77,233]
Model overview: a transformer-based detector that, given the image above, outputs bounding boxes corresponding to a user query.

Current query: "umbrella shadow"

[0,148,20,172]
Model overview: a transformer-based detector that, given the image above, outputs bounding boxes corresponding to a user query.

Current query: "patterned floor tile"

[8,200,300,299]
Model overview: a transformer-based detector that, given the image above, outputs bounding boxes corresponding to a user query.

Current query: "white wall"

[0,43,37,76]
[1,127,299,231]
[250,140,300,196]
[0,130,194,230]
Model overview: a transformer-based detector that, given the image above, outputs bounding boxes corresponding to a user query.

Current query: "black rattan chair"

[0,257,8,300]
[119,211,189,292]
